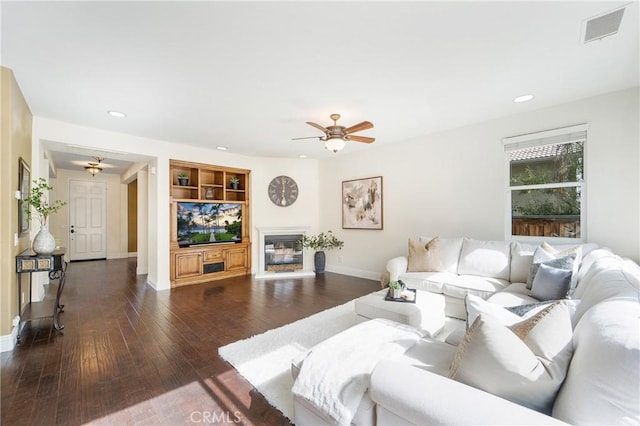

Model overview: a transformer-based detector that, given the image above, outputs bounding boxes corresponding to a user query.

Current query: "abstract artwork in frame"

[18,157,30,234]
[342,176,383,230]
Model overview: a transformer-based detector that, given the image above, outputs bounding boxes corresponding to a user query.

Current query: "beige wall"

[0,67,33,337]
[49,169,129,259]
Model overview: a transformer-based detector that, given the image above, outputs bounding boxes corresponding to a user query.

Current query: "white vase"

[33,227,56,254]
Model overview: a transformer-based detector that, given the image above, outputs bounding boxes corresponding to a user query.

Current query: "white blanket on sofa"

[292,318,423,425]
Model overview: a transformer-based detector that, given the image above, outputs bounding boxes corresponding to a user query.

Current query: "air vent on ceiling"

[583,6,626,43]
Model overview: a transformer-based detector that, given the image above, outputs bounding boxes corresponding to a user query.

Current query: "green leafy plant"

[388,280,403,290]
[299,230,344,251]
[178,172,189,178]
[22,178,66,226]
[229,177,240,185]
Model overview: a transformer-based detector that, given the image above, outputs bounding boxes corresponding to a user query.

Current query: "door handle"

[70,229,75,234]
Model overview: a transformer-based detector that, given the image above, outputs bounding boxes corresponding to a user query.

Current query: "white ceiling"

[2,1,638,172]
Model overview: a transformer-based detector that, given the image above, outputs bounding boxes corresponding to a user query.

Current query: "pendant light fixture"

[85,157,104,176]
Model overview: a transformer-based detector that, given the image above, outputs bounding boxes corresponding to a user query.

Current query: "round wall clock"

[268,175,298,207]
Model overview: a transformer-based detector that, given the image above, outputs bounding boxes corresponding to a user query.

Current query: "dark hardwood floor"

[1,258,380,425]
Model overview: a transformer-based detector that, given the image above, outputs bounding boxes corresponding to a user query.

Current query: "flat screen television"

[177,202,242,247]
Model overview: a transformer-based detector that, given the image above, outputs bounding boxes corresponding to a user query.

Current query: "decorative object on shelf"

[85,157,104,176]
[229,176,240,190]
[298,230,344,274]
[177,172,189,186]
[268,175,298,207]
[342,176,383,230]
[22,178,66,254]
[204,187,215,199]
[292,113,375,153]
[18,157,30,234]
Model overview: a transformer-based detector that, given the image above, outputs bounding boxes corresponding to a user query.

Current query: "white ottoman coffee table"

[354,289,446,337]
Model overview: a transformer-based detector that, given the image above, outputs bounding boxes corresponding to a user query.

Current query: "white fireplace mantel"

[255,226,315,279]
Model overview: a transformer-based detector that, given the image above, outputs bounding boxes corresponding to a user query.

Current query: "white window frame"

[504,124,587,244]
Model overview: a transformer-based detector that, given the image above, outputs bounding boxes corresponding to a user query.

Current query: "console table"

[15,248,67,344]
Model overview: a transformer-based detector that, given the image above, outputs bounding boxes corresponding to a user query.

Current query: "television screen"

[177,202,242,247]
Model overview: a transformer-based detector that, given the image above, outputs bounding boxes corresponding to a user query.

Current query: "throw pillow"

[530,263,573,301]
[465,293,523,329]
[449,302,574,414]
[526,242,580,289]
[506,299,581,318]
[407,237,443,272]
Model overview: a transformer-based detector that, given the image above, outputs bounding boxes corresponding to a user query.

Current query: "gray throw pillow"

[530,263,573,301]
[527,252,577,289]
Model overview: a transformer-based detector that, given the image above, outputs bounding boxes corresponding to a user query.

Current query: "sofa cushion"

[457,239,511,280]
[571,248,619,299]
[417,236,464,274]
[509,242,537,283]
[572,255,640,324]
[530,263,573,301]
[552,298,640,424]
[407,237,443,272]
[450,302,574,414]
[397,271,459,294]
[442,275,510,300]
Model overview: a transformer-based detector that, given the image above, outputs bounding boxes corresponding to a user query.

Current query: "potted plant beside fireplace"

[299,230,344,274]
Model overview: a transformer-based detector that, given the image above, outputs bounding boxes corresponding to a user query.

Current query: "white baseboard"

[0,317,20,353]
[137,266,148,275]
[325,264,382,282]
[128,252,137,258]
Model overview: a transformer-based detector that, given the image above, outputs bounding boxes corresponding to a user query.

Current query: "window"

[504,124,586,241]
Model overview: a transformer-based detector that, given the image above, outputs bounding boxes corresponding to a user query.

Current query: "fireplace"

[256,226,315,279]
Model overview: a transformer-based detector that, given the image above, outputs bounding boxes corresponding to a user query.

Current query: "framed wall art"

[18,157,30,234]
[342,176,383,230]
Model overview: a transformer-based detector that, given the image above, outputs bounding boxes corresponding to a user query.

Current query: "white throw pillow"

[510,241,537,283]
[450,302,574,414]
[464,293,562,329]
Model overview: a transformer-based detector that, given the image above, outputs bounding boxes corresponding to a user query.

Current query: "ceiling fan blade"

[292,136,322,140]
[344,121,373,134]
[347,135,375,144]
[306,121,329,133]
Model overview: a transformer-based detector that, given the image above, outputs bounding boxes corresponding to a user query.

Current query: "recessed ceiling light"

[108,110,127,118]
[513,94,534,103]
[216,146,228,151]
[299,155,308,158]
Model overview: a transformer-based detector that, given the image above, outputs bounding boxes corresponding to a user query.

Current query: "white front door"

[69,180,107,260]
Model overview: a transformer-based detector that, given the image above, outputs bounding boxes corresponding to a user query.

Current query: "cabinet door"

[175,252,203,278]
[225,247,247,271]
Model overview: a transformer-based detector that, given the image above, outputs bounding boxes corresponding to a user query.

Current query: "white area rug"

[218,300,361,421]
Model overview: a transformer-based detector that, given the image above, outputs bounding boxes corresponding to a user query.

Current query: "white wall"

[319,88,640,279]
[33,117,321,290]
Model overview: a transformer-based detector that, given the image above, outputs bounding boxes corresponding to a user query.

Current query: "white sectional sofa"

[292,243,640,426]
[386,237,597,319]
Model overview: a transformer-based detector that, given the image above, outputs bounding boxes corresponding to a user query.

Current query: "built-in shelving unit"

[169,160,251,287]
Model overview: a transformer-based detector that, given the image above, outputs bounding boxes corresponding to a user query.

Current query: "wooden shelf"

[169,160,252,287]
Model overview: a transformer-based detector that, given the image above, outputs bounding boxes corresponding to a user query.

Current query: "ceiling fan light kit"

[85,156,104,176]
[294,113,375,153]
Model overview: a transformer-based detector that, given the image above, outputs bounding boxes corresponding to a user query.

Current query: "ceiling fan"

[293,113,375,152]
